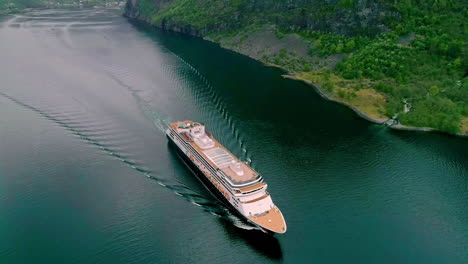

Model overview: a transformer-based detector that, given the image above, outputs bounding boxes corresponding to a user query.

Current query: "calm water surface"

[0,9,467,263]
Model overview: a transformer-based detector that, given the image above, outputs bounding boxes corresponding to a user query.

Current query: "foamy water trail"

[89,48,258,227]
[93,55,173,134]
[0,91,255,231]
[169,53,253,162]
[0,12,258,231]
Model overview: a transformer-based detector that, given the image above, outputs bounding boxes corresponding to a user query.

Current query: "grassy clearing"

[295,70,388,120]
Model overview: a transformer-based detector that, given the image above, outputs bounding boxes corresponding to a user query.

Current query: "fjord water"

[1,9,467,263]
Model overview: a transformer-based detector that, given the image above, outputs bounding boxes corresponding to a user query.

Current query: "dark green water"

[1,9,467,263]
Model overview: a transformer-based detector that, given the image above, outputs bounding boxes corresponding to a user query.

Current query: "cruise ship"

[166,121,287,234]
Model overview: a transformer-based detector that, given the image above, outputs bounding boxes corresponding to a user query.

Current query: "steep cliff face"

[124,0,398,38]
[124,0,468,136]
[124,0,138,18]
[125,0,205,36]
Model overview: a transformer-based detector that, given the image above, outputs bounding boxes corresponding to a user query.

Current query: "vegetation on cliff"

[130,0,465,135]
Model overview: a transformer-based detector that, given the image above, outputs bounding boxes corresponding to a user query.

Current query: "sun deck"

[170,121,260,185]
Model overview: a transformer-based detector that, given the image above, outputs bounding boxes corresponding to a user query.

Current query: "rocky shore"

[123,0,467,137]
[283,74,468,137]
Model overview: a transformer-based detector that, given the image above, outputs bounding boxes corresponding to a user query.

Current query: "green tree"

[335,43,344,53]
[429,85,440,95]
[314,39,322,49]
[345,39,355,52]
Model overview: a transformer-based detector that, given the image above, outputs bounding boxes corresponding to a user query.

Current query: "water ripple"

[0,91,257,231]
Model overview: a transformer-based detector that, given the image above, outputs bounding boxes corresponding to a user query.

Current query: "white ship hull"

[166,121,287,234]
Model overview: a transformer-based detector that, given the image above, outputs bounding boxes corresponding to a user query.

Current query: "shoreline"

[127,15,468,138]
[283,75,467,137]
[282,74,388,124]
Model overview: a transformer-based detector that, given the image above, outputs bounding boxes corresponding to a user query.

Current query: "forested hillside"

[126,0,467,135]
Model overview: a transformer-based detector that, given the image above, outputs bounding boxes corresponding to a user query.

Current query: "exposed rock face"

[123,0,398,72]
[124,0,399,38]
[124,0,138,19]
[234,0,398,36]
[124,0,204,36]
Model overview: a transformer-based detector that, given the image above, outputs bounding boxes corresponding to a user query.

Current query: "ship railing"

[238,192,269,204]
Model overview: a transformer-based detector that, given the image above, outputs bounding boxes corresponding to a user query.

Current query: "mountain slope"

[129,0,467,135]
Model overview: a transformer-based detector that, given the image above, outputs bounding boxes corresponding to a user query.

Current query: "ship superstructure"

[166,121,287,233]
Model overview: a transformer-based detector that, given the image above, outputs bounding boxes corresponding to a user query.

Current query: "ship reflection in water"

[223,223,283,261]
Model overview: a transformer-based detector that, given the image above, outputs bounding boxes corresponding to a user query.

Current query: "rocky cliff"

[124,0,468,136]
[124,0,399,38]
[125,0,204,36]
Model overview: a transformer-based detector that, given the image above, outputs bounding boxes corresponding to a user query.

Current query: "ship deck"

[170,121,259,185]
[249,207,287,233]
